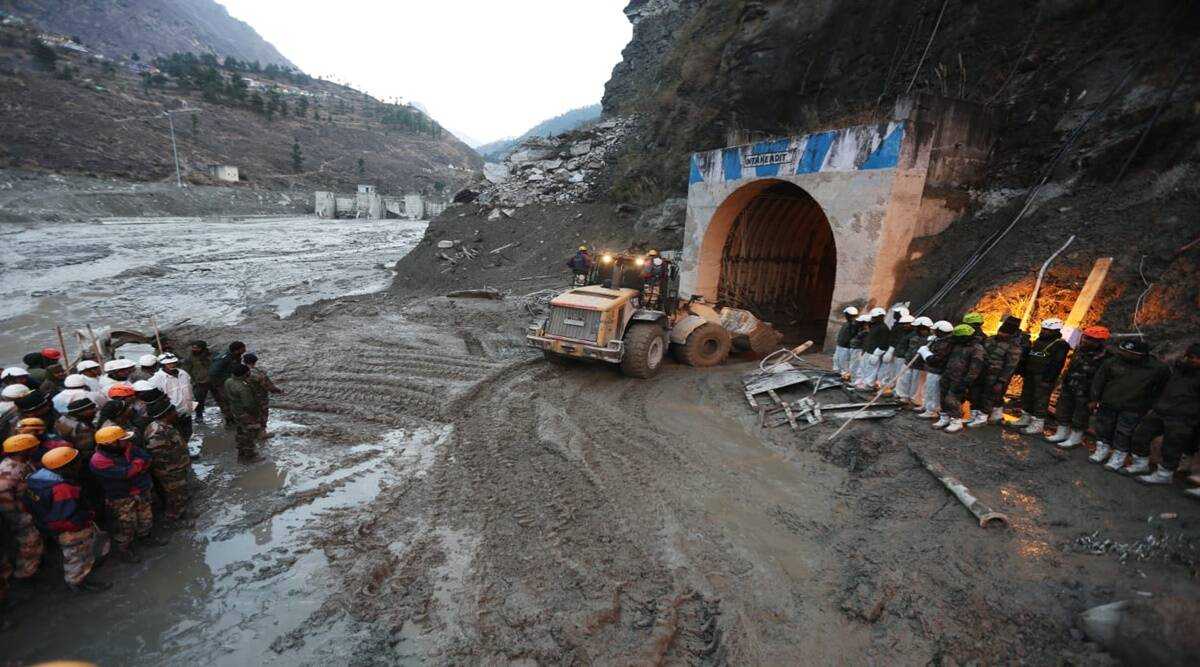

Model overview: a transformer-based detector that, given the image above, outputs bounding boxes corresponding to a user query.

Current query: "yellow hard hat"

[41,447,79,470]
[3,434,39,454]
[648,249,659,257]
[578,245,588,251]
[17,417,46,433]
[95,425,133,446]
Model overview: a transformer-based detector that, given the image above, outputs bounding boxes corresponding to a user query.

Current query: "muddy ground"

[6,284,1197,665]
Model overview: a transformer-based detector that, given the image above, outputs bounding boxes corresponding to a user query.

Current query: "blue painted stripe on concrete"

[859,125,904,170]
[796,131,835,175]
[689,155,704,185]
[722,148,742,182]
[752,138,793,178]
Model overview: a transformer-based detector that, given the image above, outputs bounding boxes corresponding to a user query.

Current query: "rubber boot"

[966,411,989,429]
[1137,467,1174,485]
[1123,455,1151,476]
[1009,414,1031,429]
[944,418,964,433]
[1184,487,1200,500]
[932,415,951,429]
[1104,450,1129,472]
[988,408,1004,425]
[1021,418,1045,436]
[1046,425,1070,443]
[1057,429,1085,450]
[1088,441,1111,463]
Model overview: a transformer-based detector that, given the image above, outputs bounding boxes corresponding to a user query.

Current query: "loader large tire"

[675,322,732,367]
[620,323,666,379]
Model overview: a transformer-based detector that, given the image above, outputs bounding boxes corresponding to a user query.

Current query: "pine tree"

[291,141,304,173]
[356,158,365,178]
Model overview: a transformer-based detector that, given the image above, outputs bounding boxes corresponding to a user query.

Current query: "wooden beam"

[1064,258,1113,345]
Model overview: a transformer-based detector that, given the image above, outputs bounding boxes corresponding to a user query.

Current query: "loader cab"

[588,253,680,315]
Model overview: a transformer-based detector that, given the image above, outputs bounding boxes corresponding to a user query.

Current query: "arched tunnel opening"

[716,181,837,345]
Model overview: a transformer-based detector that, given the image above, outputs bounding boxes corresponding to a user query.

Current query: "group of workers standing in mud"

[833,305,1200,500]
[0,339,281,610]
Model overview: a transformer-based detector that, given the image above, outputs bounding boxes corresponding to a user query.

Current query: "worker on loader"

[640,250,669,310]
[24,447,112,593]
[1010,318,1070,437]
[852,308,891,390]
[967,316,1024,428]
[1128,342,1200,490]
[1089,339,1170,472]
[915,320,955,419]
[1048,326,1110,450]
[566,246,594,286]
[933,324,985,433]
[832,307,860,374]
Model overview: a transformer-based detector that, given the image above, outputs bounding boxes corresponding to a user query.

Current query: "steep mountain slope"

[477,104,601,161]
[1,0,294,66]
[0,19,481,194]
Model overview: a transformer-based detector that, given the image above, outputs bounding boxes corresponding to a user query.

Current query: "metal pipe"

[908,445,1009,529]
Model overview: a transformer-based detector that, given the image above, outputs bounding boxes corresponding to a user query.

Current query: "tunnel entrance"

[715,182,836,345]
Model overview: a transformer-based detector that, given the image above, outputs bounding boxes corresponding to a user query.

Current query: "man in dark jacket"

[916,320,956,418]
[181,340,213,422]
[89,425,156,562]
[853,308,891,390]
[968,316,1024,428]
[24,447,111,592]
[1127,343,1200,486]
[1013,319,1071,437]
[566,246,594,286]
[1051,326,1110,450]
[933,324,986,433]
[208,341,246,428]
[1089,339,1171,471]
[225,364,265,462]
[832,306,860,374]
[844,313,871,381]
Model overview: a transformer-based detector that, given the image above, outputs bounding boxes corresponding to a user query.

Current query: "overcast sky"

[219,0,632,145]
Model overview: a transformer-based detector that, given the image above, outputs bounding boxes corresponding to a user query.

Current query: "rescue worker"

[132,382,165,431]
[967,316,1024,428]
[151,353,194,442]
[181,340,212,422]
[129,354,159,384]
[97,399,143,449]
[24,348,62,385]
[76,359,107,405]
[143,399,192,520]
[640,250,669,309]
[15,417,70,458]
[915,320,955,418]
[1,384,31,438]
[887,314,918,400]
[225,364,265,462]
[37,362,68,398]
[1,366,35,390]
[1012,319,1071,437]
[209,341,246,428]
[933,324,986,433]
[242,353,283,433]
[24,447,112,593]
[0,434,45,580]
[12,390,59,439]
[853,308,892,390]
[566,246,594,286]
[100,358,136,394]
[896,316,932,403]
[53,374,93,414]
[89,426,155,563]
[1049,326,1110,450]
[844,313,872,381]
[832,307,861,374]
[1128,343,1200,487]
[1089,339,1171,471]
[56,398,98,461]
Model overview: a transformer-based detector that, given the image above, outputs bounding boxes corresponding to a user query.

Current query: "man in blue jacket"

[24,447,111,593]
[90,425,162,562]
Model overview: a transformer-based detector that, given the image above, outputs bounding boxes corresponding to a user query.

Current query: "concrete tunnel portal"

[701,180,837,345]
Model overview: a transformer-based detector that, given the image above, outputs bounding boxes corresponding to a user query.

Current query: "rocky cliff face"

[3,0,294,66]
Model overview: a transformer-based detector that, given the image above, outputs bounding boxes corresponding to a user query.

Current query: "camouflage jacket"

[246,367,281,406]
[942,339,986,392]
[224,377,263,421]
[978,333,1023,387]
[1060,346,1107,398]
[143,420,190,473]
[55,415,96,456]
[0,457,36,513]
[182,349,212,385]
[922,335,954,374]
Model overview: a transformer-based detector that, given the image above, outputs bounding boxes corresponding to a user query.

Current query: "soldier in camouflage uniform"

[89,425,158,562]
[933,324,986,433]
[225,364,265,462]
[0,434,45,579]
[1049,326,1110,449]
[142,399,192,521]
[242,353,283,433]
[967,316,1025,428]
[24,447,112,593]
[56,398,98,458]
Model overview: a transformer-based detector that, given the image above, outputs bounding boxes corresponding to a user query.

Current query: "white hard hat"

[2,367,30,379]
[104,359,135,373]
[855,314,871,323]
[1040,318,1064,331]
[843,306,859,316]
[2,384,31,400]
[158,353,180,365]
[933,320,955,333]
[64,374,88,389]
[77,360,100,372]
[138,354,159,367]
[912,316,934,328]
[898,314,915,324]
[653,257,663,266]
[869,307,887,318]
[132,380,155,392]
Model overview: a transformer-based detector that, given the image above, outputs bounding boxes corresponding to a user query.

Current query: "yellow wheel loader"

[526,253,737,378]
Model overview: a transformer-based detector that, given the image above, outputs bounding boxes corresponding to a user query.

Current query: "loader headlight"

[601,253,613,264]
[634,257,645,267]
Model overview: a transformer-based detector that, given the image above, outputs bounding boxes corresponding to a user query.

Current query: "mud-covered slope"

[2,0,295,66]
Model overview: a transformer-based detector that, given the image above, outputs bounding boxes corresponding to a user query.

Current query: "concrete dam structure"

[680,96,993,346]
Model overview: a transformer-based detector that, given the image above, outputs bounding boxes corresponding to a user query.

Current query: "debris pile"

[461,116,638,209]
[1073,529,1199,570]
[741,357,901,431]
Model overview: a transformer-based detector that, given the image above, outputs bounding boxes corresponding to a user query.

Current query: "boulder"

[1079,597,1200,666]
[508,147,554,164]
[483,162,510,184]
[437,240,455,249]
[536,159,563,171]
[569,141,593,157]
[634,197,687,234]
[487,209,502,221]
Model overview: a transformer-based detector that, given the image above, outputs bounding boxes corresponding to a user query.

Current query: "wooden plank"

[767,389,783,405]
[744,369,817,395]
[782,402,798,430]
[1064,257,1113,343]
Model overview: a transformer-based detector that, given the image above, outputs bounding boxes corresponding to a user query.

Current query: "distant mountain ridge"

[478,104,601,161]
[0,0,294,66]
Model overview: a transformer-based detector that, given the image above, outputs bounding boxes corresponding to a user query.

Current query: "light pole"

[162,108,200,188]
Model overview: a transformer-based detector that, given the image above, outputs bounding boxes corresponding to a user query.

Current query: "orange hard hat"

[108,384,135,398]
[17,417,46,433]
[41,348,62,360]
[41,447,79,470]
[1082,325,1110,340]
[95,426,133,446]
[3,434,39,454]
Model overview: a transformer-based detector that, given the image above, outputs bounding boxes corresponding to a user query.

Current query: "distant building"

[210,165,240,182]
[404,194,424,220]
